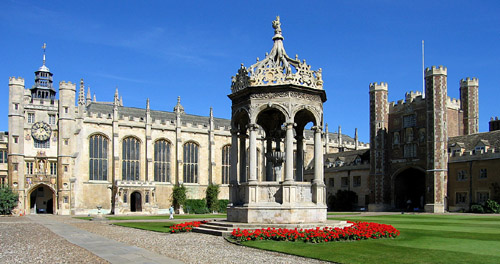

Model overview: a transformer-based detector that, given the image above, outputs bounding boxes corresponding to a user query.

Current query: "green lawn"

[113,221,180,232]
[106,213,226,221]
[242,214,500,264]
[73,217,93,220]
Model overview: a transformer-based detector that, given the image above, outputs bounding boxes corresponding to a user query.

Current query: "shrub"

[0,185,19,215]
[470,204,485,213]
[171,184,186,210]
[217,199,229,213]
[205,183,220,213]
[485,199,500,214]
[184,199,210,214]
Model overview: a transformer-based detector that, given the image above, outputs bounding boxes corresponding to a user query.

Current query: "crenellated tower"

[8,77,26,210]
[369,82,389,210]
[57,80,77,214]
[460,77,479,135]
[425,66,448,213]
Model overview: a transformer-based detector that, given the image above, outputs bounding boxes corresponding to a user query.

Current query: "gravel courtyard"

[1,215,329,264]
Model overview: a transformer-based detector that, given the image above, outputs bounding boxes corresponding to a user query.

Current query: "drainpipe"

[469,160,473,212]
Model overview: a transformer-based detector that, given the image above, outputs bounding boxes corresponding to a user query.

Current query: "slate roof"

[448,130,500,151]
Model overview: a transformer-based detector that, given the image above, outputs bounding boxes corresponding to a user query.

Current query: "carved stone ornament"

[231,16,323,94]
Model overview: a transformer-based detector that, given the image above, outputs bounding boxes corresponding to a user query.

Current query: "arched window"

[183,142,199,183]
[122,137,140,181]
[221,145,231,184]
[89,134,108,181]
[154,140,171,182]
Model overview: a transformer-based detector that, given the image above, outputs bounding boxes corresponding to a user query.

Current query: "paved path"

[29,215,184,264]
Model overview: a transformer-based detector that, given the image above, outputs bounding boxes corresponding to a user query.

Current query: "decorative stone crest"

[231,16,323,93]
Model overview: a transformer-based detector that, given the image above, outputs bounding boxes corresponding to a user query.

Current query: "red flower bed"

[169,221,208,233]
[231,221,400,243]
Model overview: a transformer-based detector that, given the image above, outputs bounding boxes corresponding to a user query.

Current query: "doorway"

[394,168,426,211]
[29,184,55,214]
[130,191,142,212]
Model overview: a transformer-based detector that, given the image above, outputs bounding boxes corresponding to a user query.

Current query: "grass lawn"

[113,221,180,232]
[242,214,500,264]
[73,217,93,220]
[106,213,226,221]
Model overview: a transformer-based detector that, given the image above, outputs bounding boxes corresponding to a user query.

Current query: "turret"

[424,65,448,213]
[460,77,479,135]
[8,77,26,196]
[369,82,389,209]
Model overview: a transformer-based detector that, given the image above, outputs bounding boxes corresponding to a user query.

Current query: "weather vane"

[42,43,47,65]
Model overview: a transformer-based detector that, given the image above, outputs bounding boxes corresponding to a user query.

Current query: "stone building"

[447,127,500,211]
[6,45,366,216]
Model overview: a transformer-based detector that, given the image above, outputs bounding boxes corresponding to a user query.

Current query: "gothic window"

[27,113,35,124]
[50,162,57,175]
[353,176,361,187]
[49,114,56,125]
[26,162,34,175]
[477,192,489,204]
[221,145,231,184]
[457,170,467,181]
[122,137,140,181]
[403,114,416,128]
[183,142,199,183]
[0,150,7,163]
[154,140,171,182]
[456,192,467,204]
[479,169,487,179]
[34,140,50,148]
[89,134,108,181]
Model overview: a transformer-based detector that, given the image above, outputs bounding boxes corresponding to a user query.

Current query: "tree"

[0,185,19,215]
[171,184,186,211]
[206,183,220,213]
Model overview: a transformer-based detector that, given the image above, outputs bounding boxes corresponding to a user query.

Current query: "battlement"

[59,81,76,90]
[460,77,479,87]
[9,77,25,85]
[369,82,388,92]
[405,91,423,102]
[425,65,447,76]
[446,96,461,110]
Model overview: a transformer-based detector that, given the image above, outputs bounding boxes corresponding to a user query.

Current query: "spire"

[209,106,213,119]
[86,86,91,102]
[78,79,85,105]
[173,96,185,114]
[146,98,150,111]
[114,87,119,106]
[93,93,96,102]
[120,96,123,106]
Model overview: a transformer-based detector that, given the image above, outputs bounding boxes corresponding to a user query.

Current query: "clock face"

[31,122,52,141]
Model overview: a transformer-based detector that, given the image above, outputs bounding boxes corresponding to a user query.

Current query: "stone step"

[199,223,232,231]
[193,226,232,236]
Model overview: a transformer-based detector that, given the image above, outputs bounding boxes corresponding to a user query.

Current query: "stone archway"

[29,184,56,214]
[130,191,142,212]
[394,168,426,210]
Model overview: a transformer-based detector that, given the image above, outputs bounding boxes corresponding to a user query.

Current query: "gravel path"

[65,217,330,264]
[0,216,108,264]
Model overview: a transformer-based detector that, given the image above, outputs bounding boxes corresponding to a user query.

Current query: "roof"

[448,130,500,151]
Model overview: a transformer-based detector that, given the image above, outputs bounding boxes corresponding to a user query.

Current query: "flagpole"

[422,40,425,98]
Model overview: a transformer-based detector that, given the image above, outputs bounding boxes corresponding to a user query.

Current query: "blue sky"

[1,0,499,142]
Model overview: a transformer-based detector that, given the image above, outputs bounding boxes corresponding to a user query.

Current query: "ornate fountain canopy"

[231,16,323,94]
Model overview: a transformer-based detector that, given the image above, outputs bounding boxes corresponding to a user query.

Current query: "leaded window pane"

[183,142,199,183]
[89,135,108,181]
[122,137,140,181]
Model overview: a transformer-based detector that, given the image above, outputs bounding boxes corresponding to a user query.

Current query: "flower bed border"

[230,221,400,243]
[169,220,208,233]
